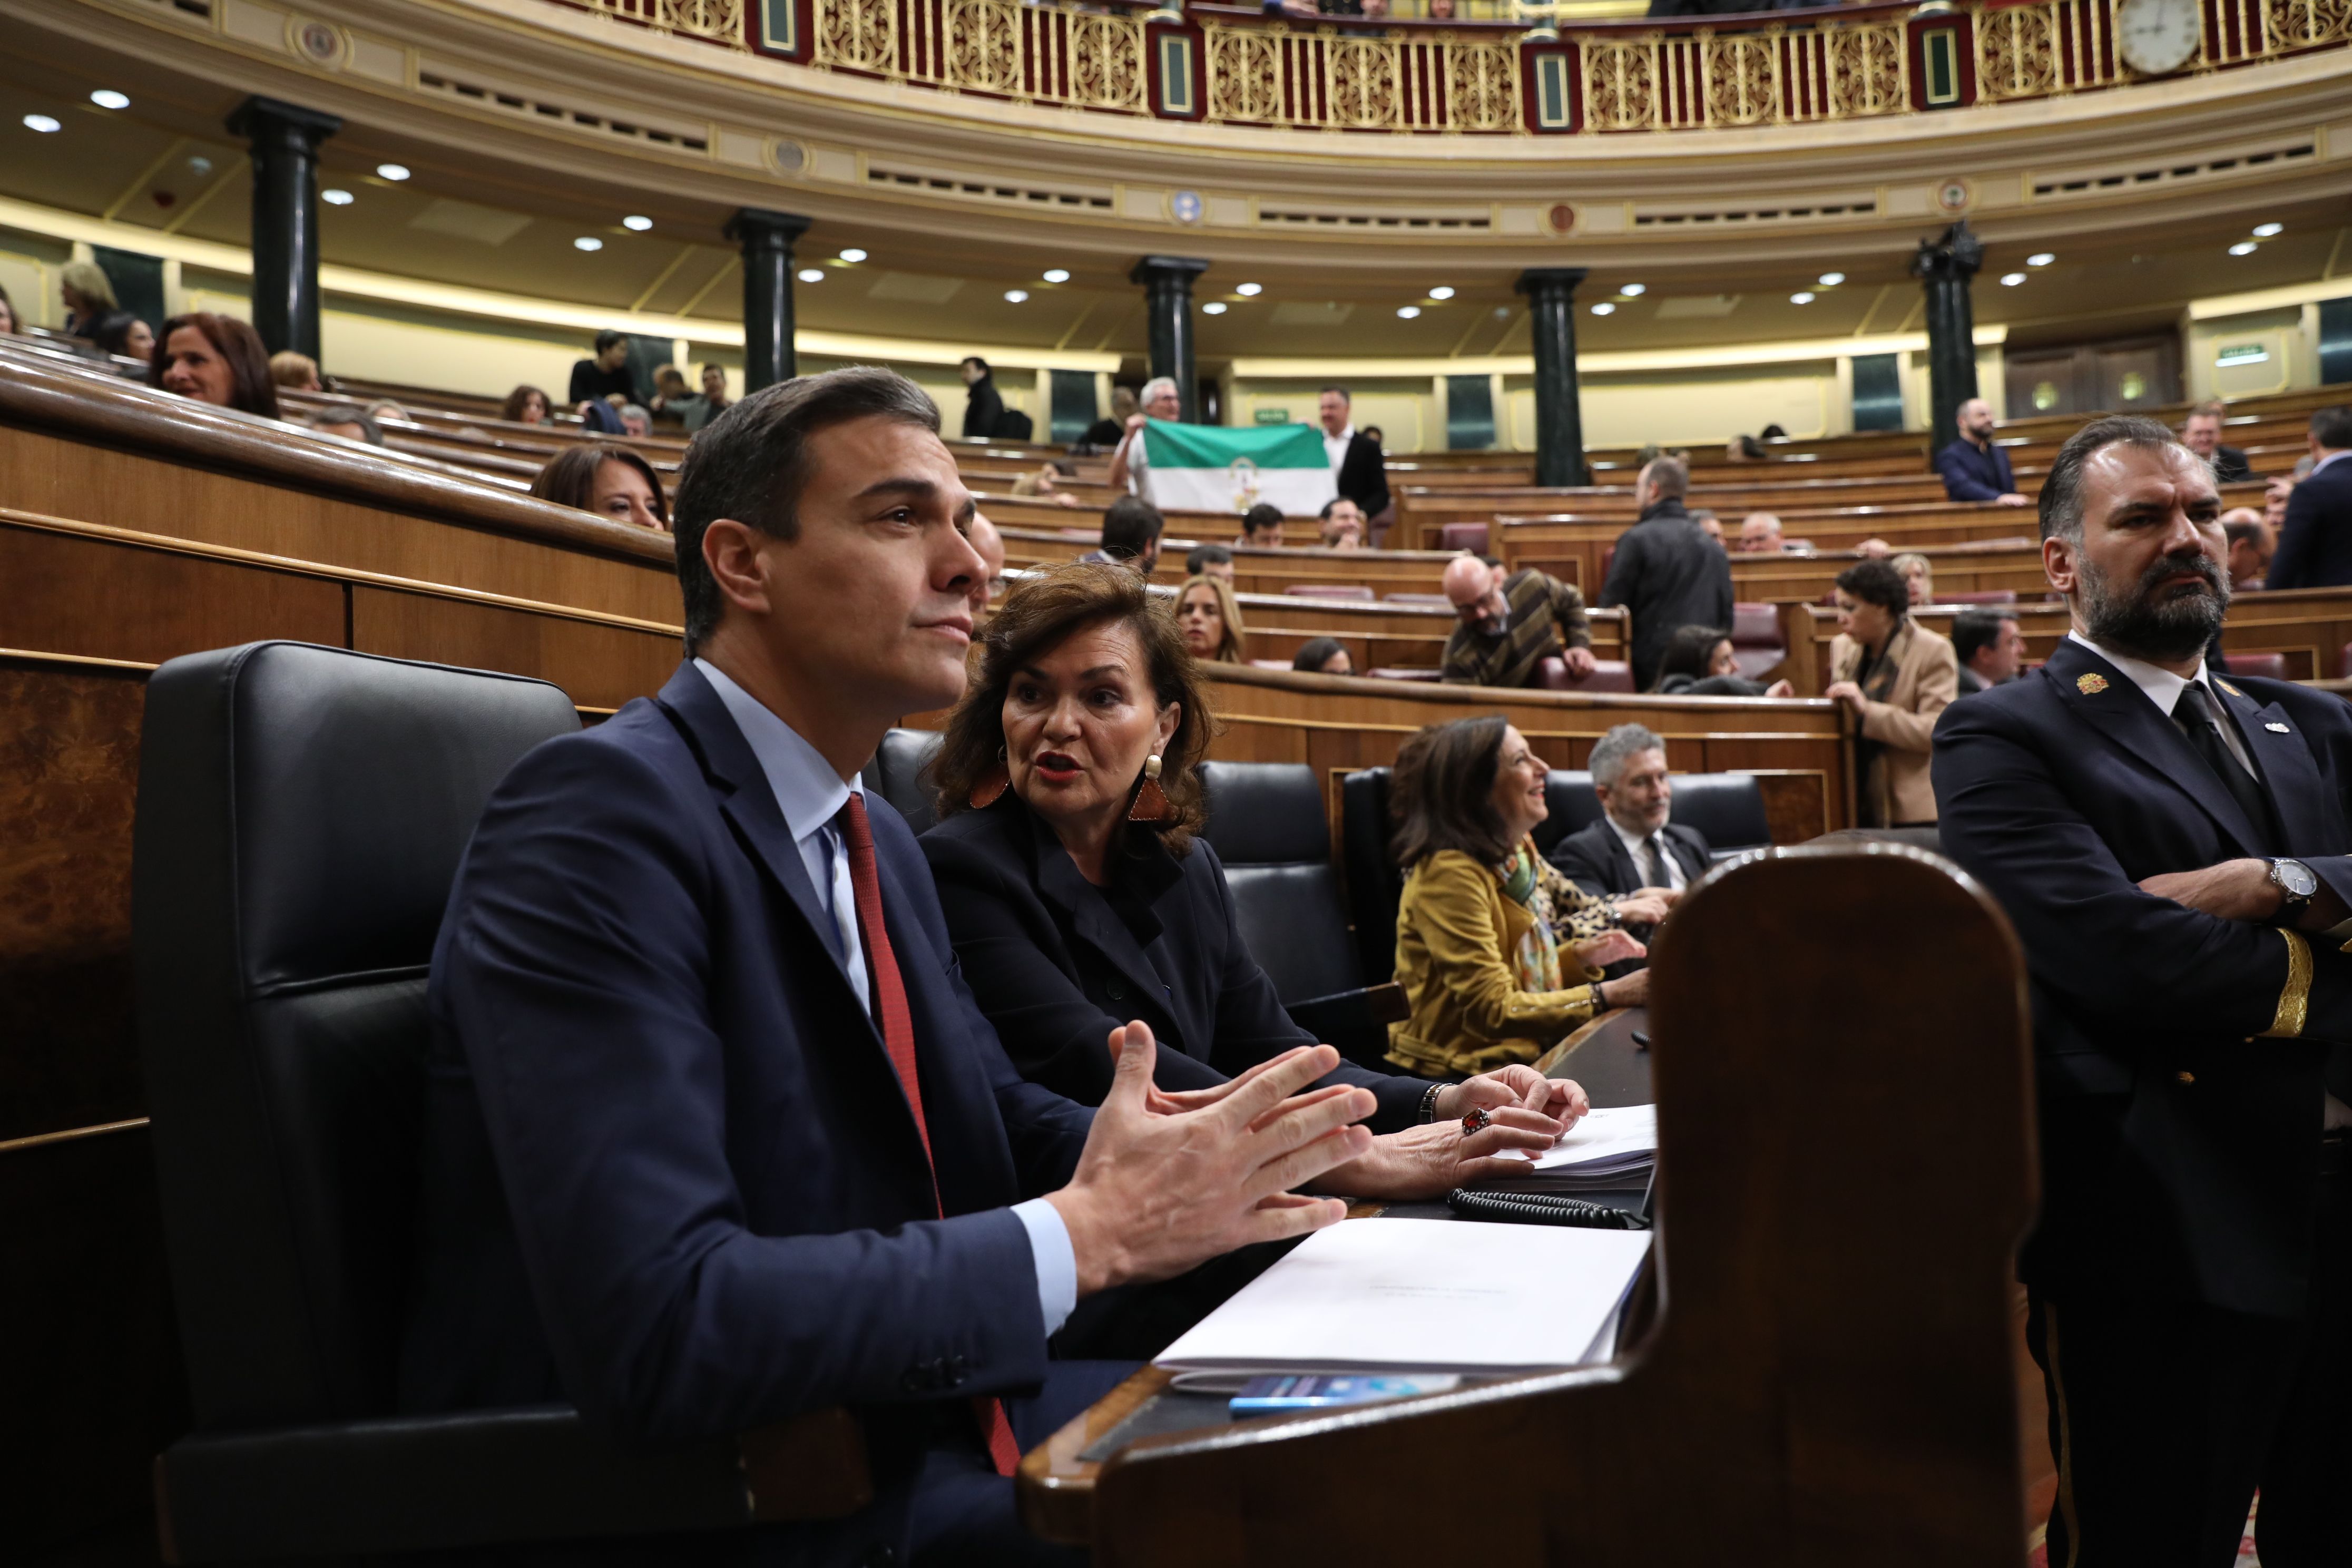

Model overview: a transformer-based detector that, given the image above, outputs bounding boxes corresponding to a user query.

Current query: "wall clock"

[2116,0,2202,76]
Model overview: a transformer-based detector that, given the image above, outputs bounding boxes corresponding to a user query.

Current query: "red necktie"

[837,794,1023,1479]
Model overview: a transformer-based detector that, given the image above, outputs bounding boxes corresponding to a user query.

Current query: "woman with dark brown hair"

[502,384,552,425]
[1387,716,1660,1077]
[527,443,669,532]
[149,312,279,418]
[920,563,1589,1202]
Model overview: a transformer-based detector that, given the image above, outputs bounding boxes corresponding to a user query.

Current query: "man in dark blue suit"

[1933,396,2029,506]
[2262,404,2352,590]
[399,368,1378,1566]
[1935,414,2352,1568]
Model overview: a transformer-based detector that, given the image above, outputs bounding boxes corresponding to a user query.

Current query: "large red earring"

[1127,753,1171,822]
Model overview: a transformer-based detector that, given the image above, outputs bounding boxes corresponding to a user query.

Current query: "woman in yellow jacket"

[1386,717,1666,1077]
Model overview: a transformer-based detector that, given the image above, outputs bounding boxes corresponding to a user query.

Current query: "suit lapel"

[2046,640,2267,856]
[2216,679,2334,849]
[1031,822,1179,1046]
[1605,826,1641,891]
[1669,826,1710,884]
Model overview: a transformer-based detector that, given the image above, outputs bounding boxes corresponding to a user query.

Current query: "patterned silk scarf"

[1498,839,1567,993]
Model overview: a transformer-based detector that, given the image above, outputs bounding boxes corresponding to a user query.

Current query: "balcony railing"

[564,0,2352,135]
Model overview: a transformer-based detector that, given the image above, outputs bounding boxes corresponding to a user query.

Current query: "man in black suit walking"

[1936,413,2352,1568]
[2264,404,2352,589]
[1596,456,1735,690]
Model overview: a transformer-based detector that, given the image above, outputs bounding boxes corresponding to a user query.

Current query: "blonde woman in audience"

[1175,573,1246,664]
[59,260,123,339]
[528,443,669,533]
[1387,716,1660,1077]
[1892,551,1934,606]
[1825,557,1957,827]
[501,385,551,425]
[268,351,322,392]
[150,313,280,419]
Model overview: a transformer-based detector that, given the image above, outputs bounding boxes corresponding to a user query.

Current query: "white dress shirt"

[1607,812,1688,892]
[1322,423,1354,473]
[692,659,1077,1330]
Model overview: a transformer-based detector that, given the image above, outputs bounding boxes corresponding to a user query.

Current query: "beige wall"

[0,234,73,330]
[2186,305,2311,402]
[1231,377,1436,453]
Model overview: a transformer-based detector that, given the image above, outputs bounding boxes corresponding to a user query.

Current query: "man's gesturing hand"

[1046,1023,1375,1296]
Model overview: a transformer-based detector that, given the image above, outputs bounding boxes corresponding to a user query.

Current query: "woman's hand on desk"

[1311,1111,1564,1201]
[1434,1066,1590,1130]
[1575,929,1647,971]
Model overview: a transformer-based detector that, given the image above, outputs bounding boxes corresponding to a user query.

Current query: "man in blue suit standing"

[2263,404,2352,590]
[1933,396,2028,506]
[1935,415,2352,1567]
[399,368,1384,1565]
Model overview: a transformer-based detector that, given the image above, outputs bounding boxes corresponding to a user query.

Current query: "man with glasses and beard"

[1935,415,2352,1568]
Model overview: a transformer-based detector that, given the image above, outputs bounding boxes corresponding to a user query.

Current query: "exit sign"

[1253,407,1289,425]
[2217,342,2269,366]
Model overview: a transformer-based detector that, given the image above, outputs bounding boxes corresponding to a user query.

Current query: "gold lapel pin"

[2076,673,2110,694]
[2266,722,2291,733]
[2218,680,2246,698]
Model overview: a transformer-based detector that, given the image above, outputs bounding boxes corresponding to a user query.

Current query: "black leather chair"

[864,726,946,832]
[1536,770,1773,864]
[134,642,864,1563]
[1339,766,1404,988]
[1198,761,1405,1068]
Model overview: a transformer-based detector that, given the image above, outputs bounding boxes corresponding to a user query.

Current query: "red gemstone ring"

[1462,1107,1492,1134]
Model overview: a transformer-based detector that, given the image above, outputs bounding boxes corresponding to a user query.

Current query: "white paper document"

[1502,1102,1658,1175]
[1153,1218,1652,1377]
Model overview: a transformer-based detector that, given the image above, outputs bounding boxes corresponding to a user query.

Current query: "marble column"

[1912,222,1985,460]
[1517,267,1591,488]
[1130,256,1210,422]
[224,97,341,362]
[727,209,812,391]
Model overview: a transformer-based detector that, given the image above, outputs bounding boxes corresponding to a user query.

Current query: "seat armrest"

[156,1403,870,1563]
[1285,983,1409,1069]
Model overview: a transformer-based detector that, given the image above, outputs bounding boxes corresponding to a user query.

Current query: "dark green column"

[224,97,341,362]
[1130,256,1210,422]
[1517,267,1591,488]
[726,208,812,391]
[1911,222,1984,461]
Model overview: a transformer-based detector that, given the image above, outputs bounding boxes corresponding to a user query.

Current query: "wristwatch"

[2269,857,2318,917]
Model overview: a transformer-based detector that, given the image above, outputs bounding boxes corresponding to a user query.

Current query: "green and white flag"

[1140,419,1336,515]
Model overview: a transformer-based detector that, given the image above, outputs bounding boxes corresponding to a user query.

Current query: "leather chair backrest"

[1530,658,1633,693]
[1339,768,1400,984]
[134,643,580,1432]
[1438,523,1489,554]
[1536,770,1771,859]
[1536,771,1601,855]
[863,727,945,834]
[1730,602,1780,648]
[2224,651,2289,682]
[1197,762,1361,1003]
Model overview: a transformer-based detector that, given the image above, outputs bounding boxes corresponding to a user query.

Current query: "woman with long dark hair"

[148,312,279,418]
[527,444,669,532]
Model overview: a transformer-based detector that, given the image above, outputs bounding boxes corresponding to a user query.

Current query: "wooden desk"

[1534,1007,1653,1106]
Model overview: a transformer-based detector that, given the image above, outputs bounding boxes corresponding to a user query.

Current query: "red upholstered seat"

[2223,652,2288,681]
[1943,590,2018,605]
[1283,584,1374,600]
[1438,523,1489,554]
[1730,602,1779,646]
[1368,667,1444,682]
[1531,656,1634,693]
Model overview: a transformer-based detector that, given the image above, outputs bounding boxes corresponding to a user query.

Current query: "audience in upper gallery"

[1825,557,1957,827]
[2181,399,2253,482]
[919,566,1581,1204]
[1386,716,1658,1078]
[1318,387,1393,543]
[1952,606,2024,695]
[1081,385,1136,448]
[575,397,628,436]
[669,363,731,432]
[1175,573,1246,664]
[1082,495,1164,574]
[1738,511,1786,552]
[1759,423,1787,440]
[1106,376,1182,500]
[527,443,669,532]
[1725,434,1767,462]
[365,398,410,425]
[58,260,130,343]
[2223,508,2273,591]
[619,403,652,438]
[93,313,154,365]
[1547,726,1704,947]
[501,384,552,425]
[2265,405,2352,589]
[1292,636,1352,675]
[1935,396,2029,506]
[150,313,279,419]
[1011,463,1082,507]
[306,402,385,446]
[567,329,637,408]
[1240,502,1285,547]
[1650,623,1795,698]
[268,350,323,392]
[1185,543,1235,584]
[1318,497,1367,550]
[1892,551,1934,606]
[1439,554,1594,688]
[647,366,693,425]
[959,356,1007,440]
[1599,455,1736,690]
[0,282,17,334]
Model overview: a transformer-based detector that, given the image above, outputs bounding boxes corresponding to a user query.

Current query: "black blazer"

[1547,817,1712,899]
[2266,457,2352,590]
[1336,431,1390,517]
[1597,502,1736,690]
[1935,638,2352,1317]
[922,796,1427,1133]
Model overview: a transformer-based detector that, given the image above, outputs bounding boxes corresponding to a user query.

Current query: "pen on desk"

[1631,1031,1650,1048]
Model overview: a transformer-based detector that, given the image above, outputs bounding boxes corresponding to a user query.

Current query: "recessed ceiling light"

[1203,301,1228,315]
[798,267,825,282]
[2000,272,2026,286]
[838,248,867,263]
[1005,289,1029,303]
[2253,222,2284,238]
[1790,291,1816,305]
[2229,241,2258,256]
[2027,252,2055,266]
[1591,302,1616,316]
[574,237,603,251]
[321,188,354,206]
[90,90,130,110]
[1396,306,1420,319]
[1428,286,1455,300]
[1618,283,1645,297]
[1818,272,1845,286]
[1235,282,1262,296]
[376,163,410,181]
[22,114,61,134]
[1042,268,1070,283]
[622,215,652,231]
